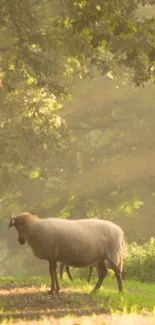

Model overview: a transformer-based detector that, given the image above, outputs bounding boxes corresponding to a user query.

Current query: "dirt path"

[9,314,155,325]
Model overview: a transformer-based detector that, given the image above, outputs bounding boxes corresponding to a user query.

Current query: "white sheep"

[59,263,102,283]
[9,212,124,294]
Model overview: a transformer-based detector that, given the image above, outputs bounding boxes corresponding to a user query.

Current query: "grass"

[62,276,155,313]
[0,275,155,324]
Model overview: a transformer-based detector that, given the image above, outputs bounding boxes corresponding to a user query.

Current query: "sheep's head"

[9,214,26,245]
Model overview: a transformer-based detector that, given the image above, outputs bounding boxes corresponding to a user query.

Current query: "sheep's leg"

[65,266,73,281]
[48,260,57,294]
[60,263,65,279]
[119,257,125,280]
[110,262,123,293]
[122,267,125,280]
[87,266,93,283]
[54,265,61,294]
[91,259,107,293]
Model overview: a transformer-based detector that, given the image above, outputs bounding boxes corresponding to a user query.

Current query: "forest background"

[0,0,155,279]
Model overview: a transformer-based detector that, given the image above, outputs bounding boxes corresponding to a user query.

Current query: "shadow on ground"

[0,284,109,322]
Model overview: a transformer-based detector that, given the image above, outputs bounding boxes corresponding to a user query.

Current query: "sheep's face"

[9,215,26,245]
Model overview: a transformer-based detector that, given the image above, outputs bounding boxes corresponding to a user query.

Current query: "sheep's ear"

[8,214,16,228]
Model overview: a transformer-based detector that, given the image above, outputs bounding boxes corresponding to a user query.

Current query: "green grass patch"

[62,276,155,313]
[0,275,155,320]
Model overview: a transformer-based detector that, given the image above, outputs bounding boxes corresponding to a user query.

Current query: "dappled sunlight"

[0,277,155,324]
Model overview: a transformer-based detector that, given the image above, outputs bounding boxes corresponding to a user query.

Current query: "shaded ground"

[1,285,108,321]
[0,279,155,324]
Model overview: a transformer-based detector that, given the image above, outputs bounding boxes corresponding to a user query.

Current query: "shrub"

[124,238,155,282]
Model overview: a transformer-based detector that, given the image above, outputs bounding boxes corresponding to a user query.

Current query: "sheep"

[59,261,116,283]
[87,262,115,283]
[59,263,73,281]
[8,212,124,294]
[59,263,94,282]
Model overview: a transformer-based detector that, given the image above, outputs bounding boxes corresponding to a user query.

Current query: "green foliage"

[1,0,155,278]
[124,238,155,282]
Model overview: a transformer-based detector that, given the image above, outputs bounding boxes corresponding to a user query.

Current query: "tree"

[1,0,155,275]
